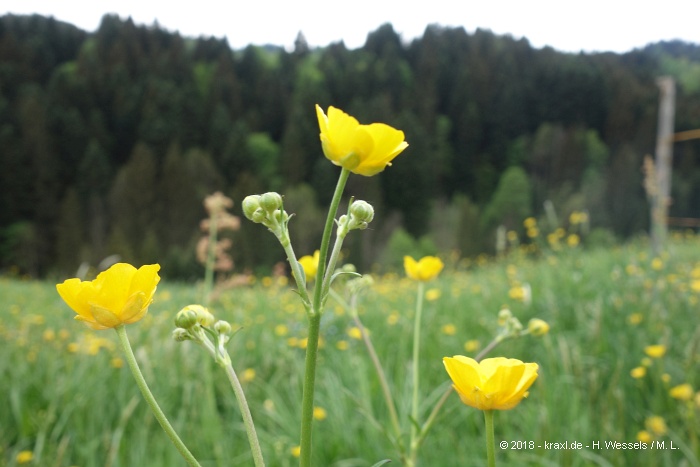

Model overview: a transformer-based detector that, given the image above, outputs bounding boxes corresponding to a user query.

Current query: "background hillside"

[1,14,699,278]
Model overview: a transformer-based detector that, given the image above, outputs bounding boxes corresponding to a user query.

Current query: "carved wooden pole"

[651,76,675,255]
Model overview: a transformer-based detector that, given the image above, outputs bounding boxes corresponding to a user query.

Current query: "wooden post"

[651,76,675,256]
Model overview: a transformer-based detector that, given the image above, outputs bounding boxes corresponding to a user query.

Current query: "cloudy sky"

[3,0,700,53]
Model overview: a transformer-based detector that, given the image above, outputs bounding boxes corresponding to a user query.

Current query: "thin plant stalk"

[484,410,496,467]
[349,302,402,440]
[408,281,425,462]
[299,168,350,467]
[222,363,265,467]
[280,240,311,307]
[115,325,201,467]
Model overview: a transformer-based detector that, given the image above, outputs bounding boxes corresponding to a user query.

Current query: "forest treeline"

[1,14,700,278]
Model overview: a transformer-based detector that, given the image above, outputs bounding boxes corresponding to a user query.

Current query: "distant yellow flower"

[347,326,363,340]
[644,345,666,358]
[386,311,399,325]
[508,284,531,304]
[298,251,320,281]
[404,256,444,281]
[56,263,160,330]
[316,105,408,176]
[669,383,694,401]
[464,340,481,353]
[291,446,301,458]
[523,217,537,229]
[111,357,124,369]
[441,324,457,335]
[627,313,643,325]
[241,368,256,383]
[630,367,646,379]
[651,258,663,271]
[691,279,700,293]
[645,416,667,436]
[443,356,538,411]
[313,406,327,421]
[336,340,348,350]
[425,288,442,301]
[637,430,653,443]
[566,234,580,247]
[16,451,33,464]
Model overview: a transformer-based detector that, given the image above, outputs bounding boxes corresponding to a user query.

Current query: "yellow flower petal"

[299,250,320,281]
[56,278,94,320]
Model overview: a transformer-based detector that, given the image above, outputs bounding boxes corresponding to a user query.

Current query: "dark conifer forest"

[1,14,699,277]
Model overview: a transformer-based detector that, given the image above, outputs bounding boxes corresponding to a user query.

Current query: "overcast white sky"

[3,0,700,53]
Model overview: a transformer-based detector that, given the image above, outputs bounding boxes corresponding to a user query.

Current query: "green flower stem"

[203,213,218,306]
[115,325,201,467]
[320,229,347,301]
[484,410,496,467]
[299,312,321,467]
[413,382,452,451]
[281,241,311,308]
[475,335,505,362]
[409,282,425,455]
[312,168,350,315]
[300,167,350,467]
[222,362,265,467]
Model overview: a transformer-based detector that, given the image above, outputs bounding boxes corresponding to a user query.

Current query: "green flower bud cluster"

[242,192,291,242]
[496,307,523,339]
[494,307,550,342]
[337,200,375,238]
[173,304,235,366]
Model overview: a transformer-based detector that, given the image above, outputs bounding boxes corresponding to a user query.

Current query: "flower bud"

[242,195,262,221]
[260,192,283,213]
[528,318,550,336]
[214,320,232,335]
[497,307,512,326]
[180,304,215,327]
[350,200,374,223]
[273,209,289,224]
[175,307,199,329]
[172,328,192,342]
[251,209,266,224]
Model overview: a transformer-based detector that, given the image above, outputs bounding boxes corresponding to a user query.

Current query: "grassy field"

[2,234,700,466]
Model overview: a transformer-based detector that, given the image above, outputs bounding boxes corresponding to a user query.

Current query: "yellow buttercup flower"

[630,366,646,379]
[404,256,444,282]
[298,250,320,281]
[644,345,666,358]
[313,406,327,421]
[443,356,539,411]
[637,430,653,443]
[16,451,33,464]
[56,263,160,330]
[669,383,694,401]
[316,105,408,176]
[645,416,667,436]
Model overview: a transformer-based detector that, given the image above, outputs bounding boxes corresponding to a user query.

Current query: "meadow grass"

[2,234,699,466]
